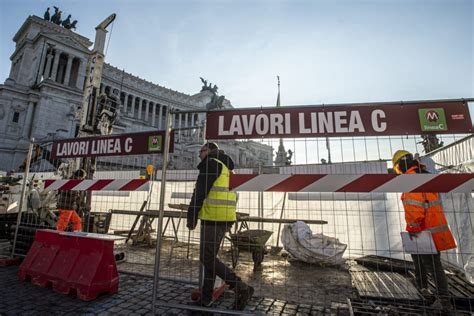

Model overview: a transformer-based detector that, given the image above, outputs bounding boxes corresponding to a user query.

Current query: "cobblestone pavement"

[118,241,354,307]
[0,266,349,315]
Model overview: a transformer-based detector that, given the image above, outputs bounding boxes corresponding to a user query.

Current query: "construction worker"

[392,150,456,311]
[56,169,85,232]
[187,142,254,310]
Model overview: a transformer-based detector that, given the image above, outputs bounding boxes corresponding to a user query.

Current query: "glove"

[187,212,198,230]
[187,218,197,230]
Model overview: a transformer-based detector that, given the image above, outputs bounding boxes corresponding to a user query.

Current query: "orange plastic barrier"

[19,229,119,301]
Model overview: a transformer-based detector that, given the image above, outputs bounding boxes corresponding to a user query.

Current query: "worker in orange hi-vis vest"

[392,150,456,312]
[56,169,86,232]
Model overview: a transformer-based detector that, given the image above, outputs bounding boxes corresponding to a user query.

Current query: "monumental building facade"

[0,15,273,171]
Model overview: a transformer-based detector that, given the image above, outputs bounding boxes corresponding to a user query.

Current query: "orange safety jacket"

[401,166,456,251]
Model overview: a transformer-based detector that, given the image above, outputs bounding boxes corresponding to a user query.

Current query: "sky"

[0,0,473,109]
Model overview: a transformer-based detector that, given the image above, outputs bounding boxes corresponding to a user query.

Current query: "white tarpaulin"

[281,221,347,265]
[423,135,474,282]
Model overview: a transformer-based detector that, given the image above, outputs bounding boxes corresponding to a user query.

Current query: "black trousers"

[200,222,240,302]
[411,253,449,297]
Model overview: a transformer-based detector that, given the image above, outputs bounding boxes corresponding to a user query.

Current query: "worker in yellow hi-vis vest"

[187,142,254,310]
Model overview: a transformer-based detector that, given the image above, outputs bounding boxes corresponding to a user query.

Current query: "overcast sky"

[1,0,473,108]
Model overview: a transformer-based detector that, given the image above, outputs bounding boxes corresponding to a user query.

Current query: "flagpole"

[277,76,284,149]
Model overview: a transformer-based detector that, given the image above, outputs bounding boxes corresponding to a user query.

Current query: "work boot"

[195,296,214,308]
[233,282,254,310]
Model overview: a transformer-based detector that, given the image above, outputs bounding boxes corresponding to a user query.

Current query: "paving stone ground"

[0,266,345,315]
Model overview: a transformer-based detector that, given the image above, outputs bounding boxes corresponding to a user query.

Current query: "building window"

[12,111,20,123]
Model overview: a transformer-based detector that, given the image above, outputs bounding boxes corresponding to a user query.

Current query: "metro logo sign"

[206,100,472,139]
[418,108,448,132]
[148,135,162,152]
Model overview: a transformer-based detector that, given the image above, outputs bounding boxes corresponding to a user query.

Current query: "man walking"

[392,150,456,311]
[187,142,254,310]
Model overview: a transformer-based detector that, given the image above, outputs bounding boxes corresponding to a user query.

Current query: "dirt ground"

[116,239,355,307]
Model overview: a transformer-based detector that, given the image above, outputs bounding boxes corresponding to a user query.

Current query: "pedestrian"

[56,169,85,232]
[392,150,456,311]
[187,142,254,310]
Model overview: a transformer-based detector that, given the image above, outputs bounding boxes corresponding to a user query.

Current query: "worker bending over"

[56,169,85,232]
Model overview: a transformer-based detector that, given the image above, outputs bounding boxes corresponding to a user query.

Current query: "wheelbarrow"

[227,229,273,271]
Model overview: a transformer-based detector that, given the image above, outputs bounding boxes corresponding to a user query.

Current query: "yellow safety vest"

[199,158,237,222]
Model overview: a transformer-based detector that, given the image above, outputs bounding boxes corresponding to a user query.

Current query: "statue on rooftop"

[43,7,50,21]
[200,77,218,94]
[43,7,77,30]
[51,6,62,25]
[199,77,208,90]
[199,77,226,110]
[62,15,72,28]
[70,20,78,30]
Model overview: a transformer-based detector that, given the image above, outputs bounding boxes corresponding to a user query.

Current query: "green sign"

[148,135,162,152]
[418,108,448,132]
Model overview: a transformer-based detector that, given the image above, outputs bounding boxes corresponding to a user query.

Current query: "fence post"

[152,107,173,314]
[11,138,35,257]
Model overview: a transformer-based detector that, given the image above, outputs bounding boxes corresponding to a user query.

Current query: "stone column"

[123,93,129,114]
[184,113,189,136]
[130,95,136,117]
[44,54,53,79]
[63,55,74,85]
[137,98,143,120]
[50,49,61,82]
[138,98,145,120]
[37,47,48,84]
[151,102,156,126]
[158,105,163,129]
[76,59,87,90]
[177,113,182,132]
[145,100,150,122]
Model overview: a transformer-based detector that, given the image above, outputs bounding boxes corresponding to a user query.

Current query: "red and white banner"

[229,174,474,193]
[43,179,150,191]
[206,100,472,139]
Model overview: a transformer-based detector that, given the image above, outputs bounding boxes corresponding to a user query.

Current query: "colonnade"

[40,46,86,89]
[100,84,199,130]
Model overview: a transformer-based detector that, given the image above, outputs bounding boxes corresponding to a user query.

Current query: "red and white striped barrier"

[229,174,474,193]
[43,179,150,191]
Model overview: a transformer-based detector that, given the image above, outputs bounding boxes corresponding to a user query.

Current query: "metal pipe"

[11,138,34,257]
[158,302,253,315]
[119,271,199,285]
[169,109,208,115]
[190,97,474,113]
[152,106,172,314]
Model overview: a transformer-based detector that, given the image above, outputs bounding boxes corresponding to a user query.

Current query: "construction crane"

[77,13,117,220]
[80,13,117,136]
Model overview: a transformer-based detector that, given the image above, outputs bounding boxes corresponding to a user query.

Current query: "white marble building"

[0,15,272,171]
